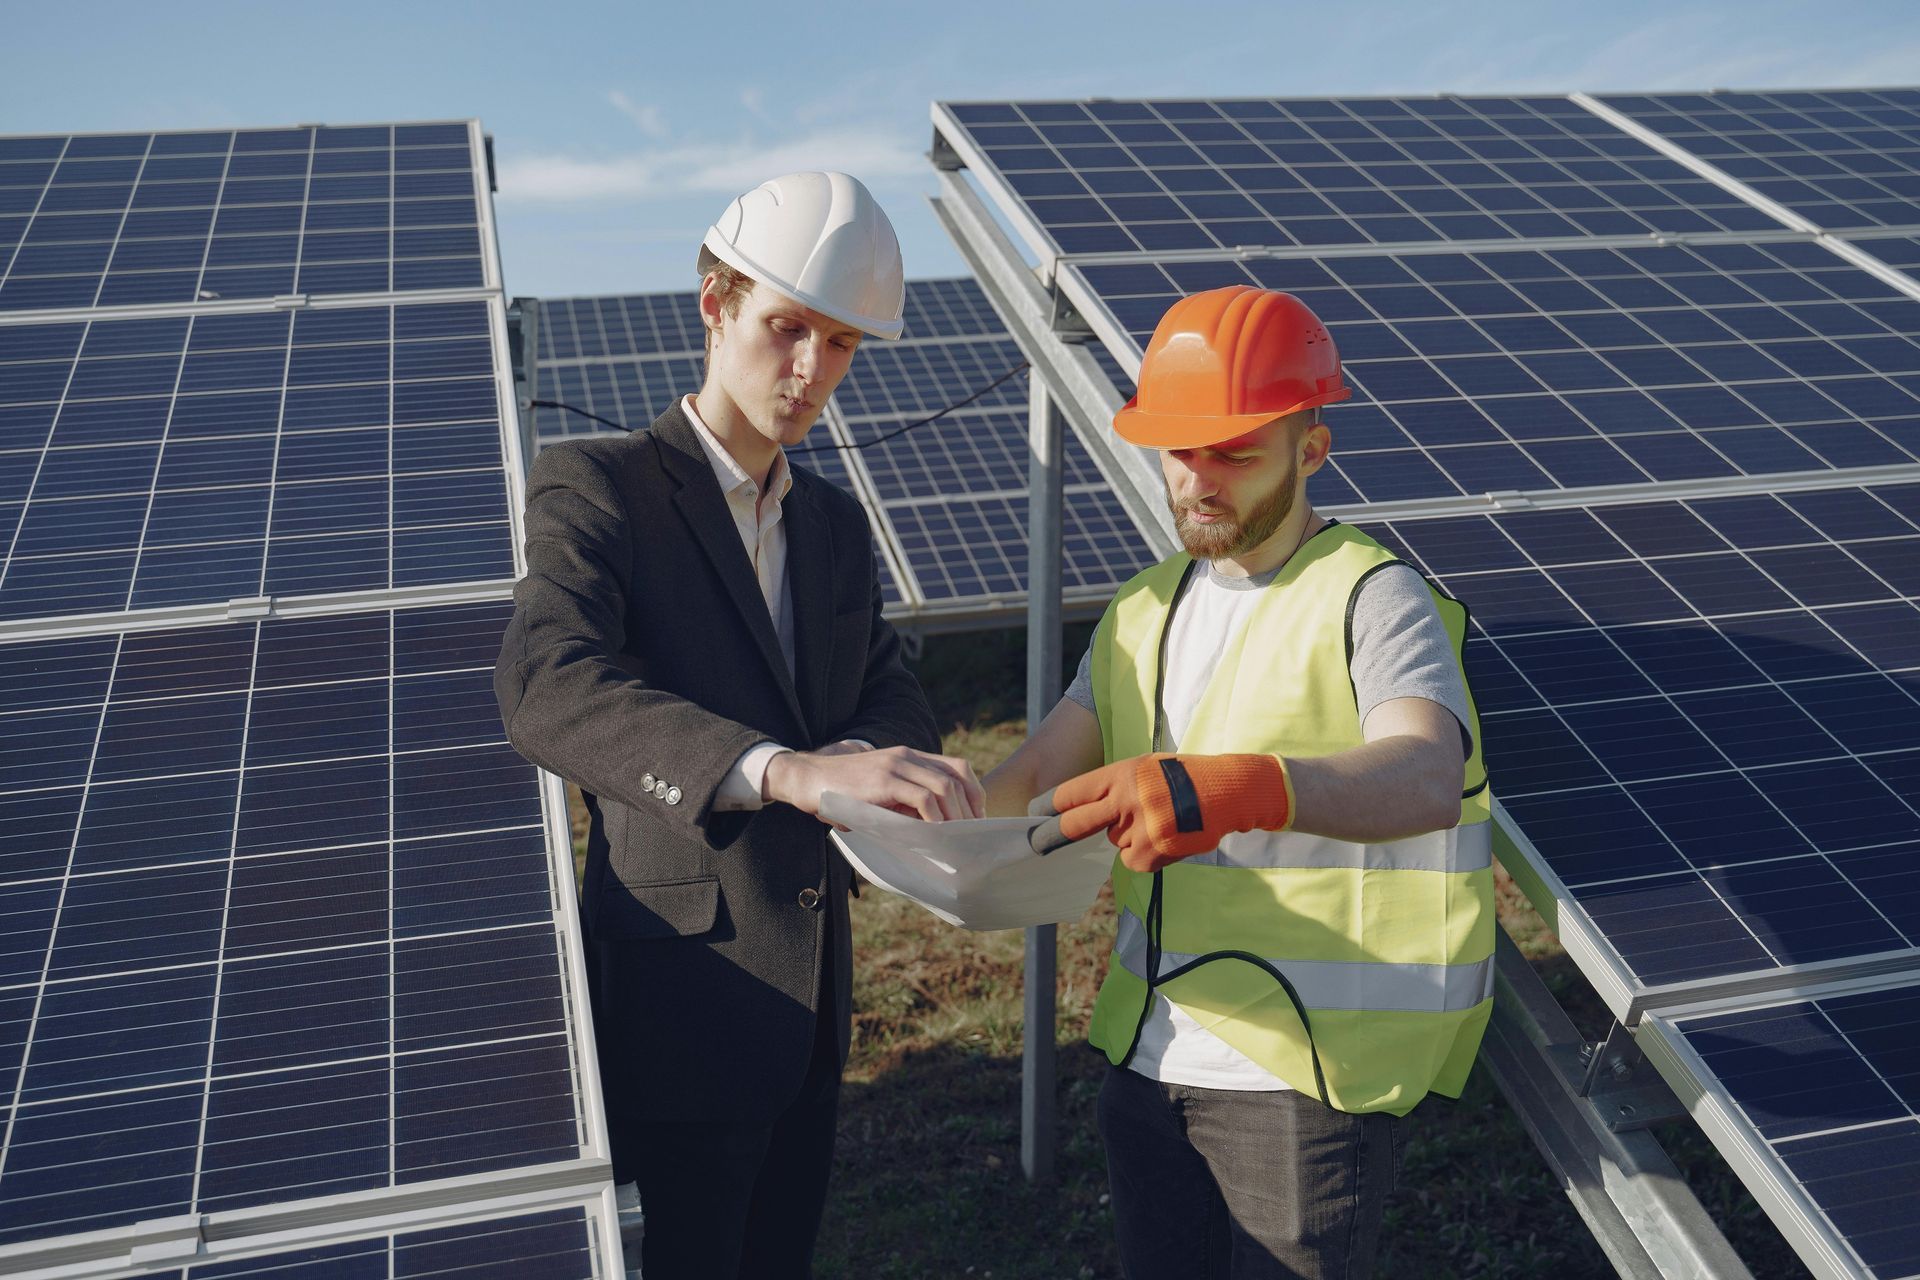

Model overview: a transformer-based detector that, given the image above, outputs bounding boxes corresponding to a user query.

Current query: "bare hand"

[765,745,985,822]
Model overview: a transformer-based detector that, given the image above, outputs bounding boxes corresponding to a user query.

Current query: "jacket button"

[665,786,682,806]
[653,779,670,799]
[798,887,822,910]
[641,772,656,791]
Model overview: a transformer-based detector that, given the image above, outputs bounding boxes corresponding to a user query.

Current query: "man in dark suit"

[495,171,983,1279]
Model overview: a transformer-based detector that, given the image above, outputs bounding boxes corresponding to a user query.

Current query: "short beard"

[1168,456,1299,560]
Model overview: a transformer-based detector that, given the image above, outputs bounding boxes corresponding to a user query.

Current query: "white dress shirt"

[679,396,817,811]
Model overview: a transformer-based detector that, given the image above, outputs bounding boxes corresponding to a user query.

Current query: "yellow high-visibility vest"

[1087,522,1494,1116]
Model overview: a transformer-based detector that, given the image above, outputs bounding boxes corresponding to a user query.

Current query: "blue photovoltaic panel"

[891,488,1157,603]
[1849,234,1920,272]
[532,353,703,443]
[135,1205,599,1278]
[0,124,485,313]
[832,336,1030,424]
[0,600,582,1248]
[1374,484,1920,989]
[534,292,705,363]
[1070,239,1920,505]
[1672,983,1920,1279]
[941,96,1783,258]
[0,300,513,619]
[847,406,1104,502]
[1600,89,1920,232]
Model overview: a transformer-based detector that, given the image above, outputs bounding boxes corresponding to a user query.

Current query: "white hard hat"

[696,171,906,340]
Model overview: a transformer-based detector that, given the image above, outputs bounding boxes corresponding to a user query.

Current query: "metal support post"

[1022,381,1064,1184]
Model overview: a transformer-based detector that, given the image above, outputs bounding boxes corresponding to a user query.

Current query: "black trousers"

[1098,1065,1403,1280]
[628,954,843,1280]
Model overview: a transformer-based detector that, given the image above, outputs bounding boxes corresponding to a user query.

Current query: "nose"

[1167,455,1215,506]
[791,333,821,384]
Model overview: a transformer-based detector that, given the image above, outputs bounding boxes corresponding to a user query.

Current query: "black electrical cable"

[524,360,1031,455]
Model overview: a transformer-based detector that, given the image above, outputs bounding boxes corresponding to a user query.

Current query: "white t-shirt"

[1063,543,1471,1091]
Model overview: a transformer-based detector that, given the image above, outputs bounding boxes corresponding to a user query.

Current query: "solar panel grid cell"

[1602,89,1920,232]
[0,601,579,1247]
[0,300,513,619]
[1676,984,1920,1279]
[0,127,484,313]
[1379,485,1920,987]
[945,96,1784,259]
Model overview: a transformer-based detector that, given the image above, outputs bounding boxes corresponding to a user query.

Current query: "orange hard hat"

[1113,285,1350,448]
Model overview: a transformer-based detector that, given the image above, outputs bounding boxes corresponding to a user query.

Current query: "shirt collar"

[682,395,793,503]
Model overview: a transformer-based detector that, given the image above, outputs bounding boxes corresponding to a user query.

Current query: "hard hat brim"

[1113,387,1351,449]
[698,232,905,341]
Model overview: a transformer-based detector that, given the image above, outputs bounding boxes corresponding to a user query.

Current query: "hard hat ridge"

[1114,285,1351,448]
[696,171,906,340]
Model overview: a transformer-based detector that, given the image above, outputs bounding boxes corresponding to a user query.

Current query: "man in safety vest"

[988,286,1492,1278]
[498,172,982,1279]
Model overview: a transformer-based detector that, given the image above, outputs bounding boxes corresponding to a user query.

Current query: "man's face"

[1161,415,1327,560]
[703,281,862,447]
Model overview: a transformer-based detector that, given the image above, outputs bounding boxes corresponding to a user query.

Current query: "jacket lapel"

[783,474,834,738]
[653,405,808,736]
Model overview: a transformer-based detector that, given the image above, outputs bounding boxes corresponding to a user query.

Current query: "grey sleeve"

[1063,641,1097,714]
[1349,564,1474,756]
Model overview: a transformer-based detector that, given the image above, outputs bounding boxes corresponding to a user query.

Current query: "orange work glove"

[1031,753,1294,873]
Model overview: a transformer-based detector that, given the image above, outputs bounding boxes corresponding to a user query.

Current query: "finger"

[1057,794,1121,843]
[1029,816,1074,856]
[911,752,987,819]
[890,776,944,824]
[1028,786,1059,819]
[937,756,987,820]
[898,761,970,823]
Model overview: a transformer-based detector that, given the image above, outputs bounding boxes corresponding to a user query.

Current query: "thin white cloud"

[607,90,669,139]
[497,128,926,204]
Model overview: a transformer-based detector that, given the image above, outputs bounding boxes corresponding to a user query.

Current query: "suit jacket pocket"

[596,874,720,940]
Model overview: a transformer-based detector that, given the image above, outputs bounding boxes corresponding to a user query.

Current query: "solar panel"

[0,602,583,1245]
[1642,978,1920,1279]
[0,301,515,622]
[1063,238,1920,506]
[106,1203,606,1278]
[0,118,615,1277]
[936,96,1784,267]
[0,124,488,314]
[523,278,1160,625]
[1373,484,1920,1005]
[1599,89,1920,233]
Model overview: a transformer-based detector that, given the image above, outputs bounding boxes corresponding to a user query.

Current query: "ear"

[1298,421,1332,477]
[697,273,726,336]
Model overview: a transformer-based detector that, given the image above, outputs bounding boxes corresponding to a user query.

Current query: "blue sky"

[6,0,1919,300]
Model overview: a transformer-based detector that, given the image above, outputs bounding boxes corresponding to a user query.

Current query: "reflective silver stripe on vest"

[1114,911,1494,1013]
[1181,818,1491,874]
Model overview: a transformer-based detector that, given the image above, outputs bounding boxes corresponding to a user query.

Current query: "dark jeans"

[1097,1065,1403,1280]
[629,958,843,1280]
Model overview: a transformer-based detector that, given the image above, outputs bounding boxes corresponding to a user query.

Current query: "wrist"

[763,750,804,806]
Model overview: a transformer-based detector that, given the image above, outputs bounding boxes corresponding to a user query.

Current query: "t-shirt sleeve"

[1349,563,1474,757]
[1063,640,1098,716]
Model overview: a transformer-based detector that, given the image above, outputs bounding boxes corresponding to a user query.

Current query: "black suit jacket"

[495,404,939,1128]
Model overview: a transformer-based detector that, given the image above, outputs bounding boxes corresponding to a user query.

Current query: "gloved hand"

[1029,753,1293,872]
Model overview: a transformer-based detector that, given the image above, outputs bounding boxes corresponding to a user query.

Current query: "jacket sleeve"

[494,441,772,833]
[828,530,942,756]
